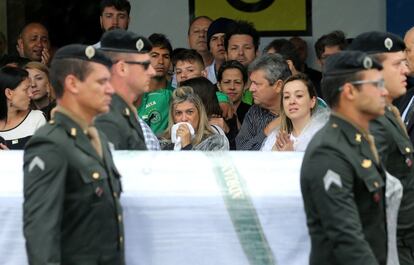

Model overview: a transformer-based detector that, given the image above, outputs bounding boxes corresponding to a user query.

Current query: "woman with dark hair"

[216,60,251,124]
[261,73,329,151]
[25,61,56,120]
[0,66,46,149]
[160,86,229,150]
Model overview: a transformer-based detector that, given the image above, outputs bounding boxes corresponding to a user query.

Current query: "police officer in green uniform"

[348,32,414,265]
[301,50,388,265]
[95,29,156,150]
[23,44,124,265]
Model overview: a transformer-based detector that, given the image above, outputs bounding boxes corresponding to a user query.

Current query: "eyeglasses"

[338,79,385,91]
[124,60,151,70]
[350,79,385,89]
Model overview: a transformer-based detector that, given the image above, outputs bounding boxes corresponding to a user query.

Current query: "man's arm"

[235,108,267,150]
[23,139,67,265]
[95,115,124,149]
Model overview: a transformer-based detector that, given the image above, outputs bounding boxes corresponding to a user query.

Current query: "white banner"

[0,151,310,265]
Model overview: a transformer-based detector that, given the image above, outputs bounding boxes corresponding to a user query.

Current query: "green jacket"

[301,114,387,265]
[95,93,147,150]
[370,106,414,238]
[23,112,124,265]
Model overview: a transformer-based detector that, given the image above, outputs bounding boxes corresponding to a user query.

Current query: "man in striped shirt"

[235,53,291,150]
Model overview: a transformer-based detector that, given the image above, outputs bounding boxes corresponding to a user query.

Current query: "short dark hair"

[149,33,173,55]
[217,60,248,84]
[321,71,360,108]
[314,30,347,59]
[171,48,204,68]
[50,58,94,99]
[264,39,301,71]
[100,0,131,16]
[180,77,222,118]
[0,66,29,120]
[224,20,260,52]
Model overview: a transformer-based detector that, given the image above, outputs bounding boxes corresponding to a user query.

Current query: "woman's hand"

[176,124,192,148]
[209,117,229,133]
[273,131,294,151]
[219,102,234,120]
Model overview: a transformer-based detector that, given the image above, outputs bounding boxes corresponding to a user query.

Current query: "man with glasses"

[301,50,389,265]
[348,31,414,265]
[95,29,158,150]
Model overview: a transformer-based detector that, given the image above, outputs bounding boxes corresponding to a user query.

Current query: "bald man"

[17,22,51,65]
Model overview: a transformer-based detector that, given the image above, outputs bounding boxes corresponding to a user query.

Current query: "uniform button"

[118,215,122,222]
[120,236,123,244]
[332,123,338,128]
[92,172,100,180]
[374,181,379,188]
[70,128,77,137]
[113,192,118,198]
[406,147,411,153]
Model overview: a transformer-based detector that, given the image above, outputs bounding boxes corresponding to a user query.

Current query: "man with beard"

[137,33,173,134]
[94,0,131,48]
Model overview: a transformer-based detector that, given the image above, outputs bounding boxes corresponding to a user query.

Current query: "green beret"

[100,29,152,53]
[324,50,383,76]
[347,31,405,54]
[53,44,112,68]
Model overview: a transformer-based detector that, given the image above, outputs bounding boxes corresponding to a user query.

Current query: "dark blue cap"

[347,31,405,54]
[100,29,152,53]
[53,44,112,68]
[324,50,383,76]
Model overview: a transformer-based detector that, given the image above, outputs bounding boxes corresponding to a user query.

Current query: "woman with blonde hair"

[261,73,329,151]
[160,86,229,150]
[24,61,56,120]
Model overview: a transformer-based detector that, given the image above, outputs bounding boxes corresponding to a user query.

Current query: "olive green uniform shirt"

[95,93,147,150]
[301,114,387,265]
[23,111,124,265]
[370,106,414,239]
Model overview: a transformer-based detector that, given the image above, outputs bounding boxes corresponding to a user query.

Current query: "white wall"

[129,0,386,69]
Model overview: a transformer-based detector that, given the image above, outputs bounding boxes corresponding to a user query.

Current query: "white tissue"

[171,122,195,150]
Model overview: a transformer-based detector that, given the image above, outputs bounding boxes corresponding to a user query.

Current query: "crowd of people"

[2,0,414,264]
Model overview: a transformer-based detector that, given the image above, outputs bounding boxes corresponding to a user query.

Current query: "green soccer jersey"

[138,86,173,135]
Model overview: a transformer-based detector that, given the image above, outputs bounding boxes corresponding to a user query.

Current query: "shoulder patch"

[29,156,45,172]
[323,169,342,191]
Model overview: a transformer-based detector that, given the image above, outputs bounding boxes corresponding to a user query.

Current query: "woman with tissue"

[160,86,229,150]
